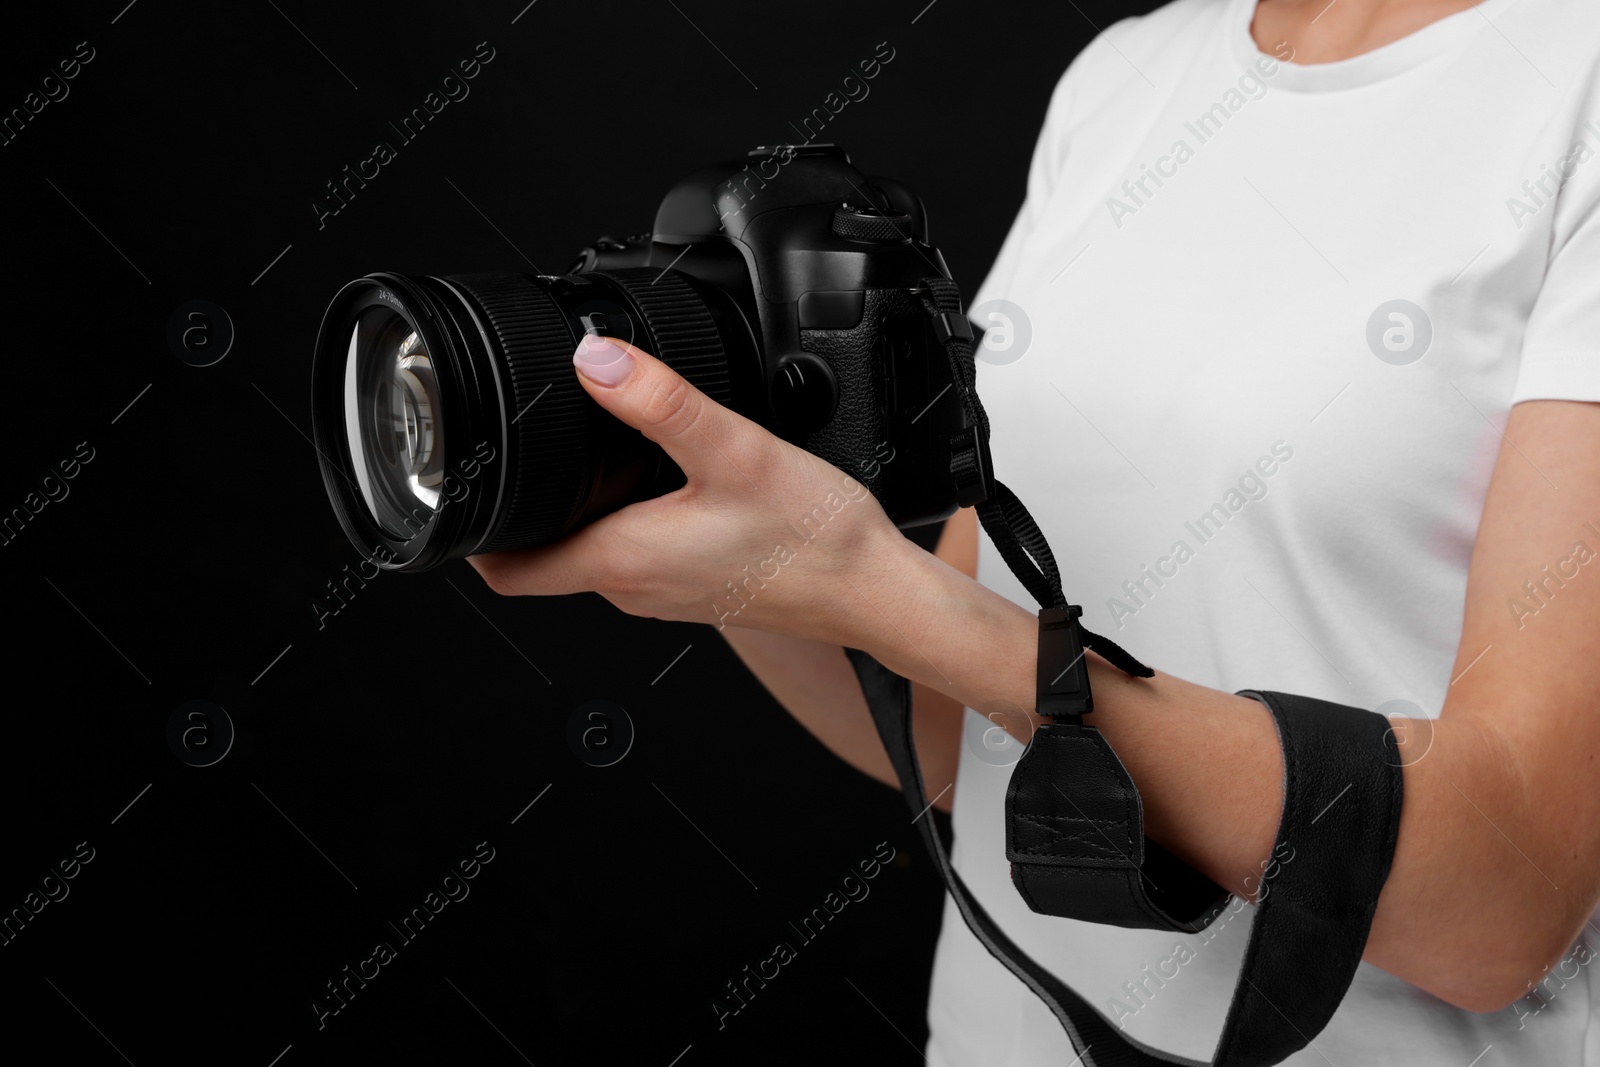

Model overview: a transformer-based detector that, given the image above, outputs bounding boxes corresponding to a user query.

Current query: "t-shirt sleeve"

[968,30,1116,311]
[1511,135,1600,404]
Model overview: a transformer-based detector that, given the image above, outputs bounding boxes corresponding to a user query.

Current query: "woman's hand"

[466,334,916,647]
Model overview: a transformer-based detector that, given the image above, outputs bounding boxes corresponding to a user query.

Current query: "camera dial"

[831,202,913,242]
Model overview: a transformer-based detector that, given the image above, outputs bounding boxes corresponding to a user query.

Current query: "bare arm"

[717,511,979,814]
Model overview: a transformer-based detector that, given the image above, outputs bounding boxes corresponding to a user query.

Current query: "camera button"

[770,355,838,433]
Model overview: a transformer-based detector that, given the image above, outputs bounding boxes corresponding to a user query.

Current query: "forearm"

[842,533,1590,1010]
[843,542,1282,893]
[718,627,961,811]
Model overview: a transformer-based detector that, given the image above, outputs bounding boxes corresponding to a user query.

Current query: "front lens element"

[344,306,447,539]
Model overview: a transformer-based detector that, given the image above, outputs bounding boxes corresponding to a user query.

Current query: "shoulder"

[1496,0,1600,57]
[1471,0,1600,103]
[1045,0,1228,130]
[1035,0,1229,166]
[1488,2,1600,233]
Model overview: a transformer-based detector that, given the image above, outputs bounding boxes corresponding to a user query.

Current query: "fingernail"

[573,334,633,387]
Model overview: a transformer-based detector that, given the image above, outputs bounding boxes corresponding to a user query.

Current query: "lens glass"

[343,305,447,540]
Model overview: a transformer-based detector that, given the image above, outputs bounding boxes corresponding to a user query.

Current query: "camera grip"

[798,287,928,502]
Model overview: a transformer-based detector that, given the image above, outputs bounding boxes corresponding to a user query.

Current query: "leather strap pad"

[1006,722,1230,931]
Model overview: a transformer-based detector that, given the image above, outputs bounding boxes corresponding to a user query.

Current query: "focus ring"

[446,273,583,551]
[592,267,734,406]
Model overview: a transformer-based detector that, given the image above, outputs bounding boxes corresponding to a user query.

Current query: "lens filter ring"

[311,275,483,571]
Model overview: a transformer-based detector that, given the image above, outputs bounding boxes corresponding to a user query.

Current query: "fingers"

[470,333,766,599]
[467,534,601,598]
[468,509,659,599]
[571,334,764,485]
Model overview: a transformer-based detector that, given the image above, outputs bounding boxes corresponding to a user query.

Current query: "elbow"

[1444,979,1531,1016]
[1433,927,1581,1015]
[1397,716,1599,1014]
[1434,961,1537,1015]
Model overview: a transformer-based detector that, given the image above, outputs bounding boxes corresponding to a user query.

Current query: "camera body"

[310,144,981,572]
[571,143,975,528]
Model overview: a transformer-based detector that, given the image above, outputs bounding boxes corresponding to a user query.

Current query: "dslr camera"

[311,144,985,571]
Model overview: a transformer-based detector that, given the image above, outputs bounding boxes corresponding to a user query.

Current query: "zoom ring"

[447,273,585,552]
[592,267,734,406]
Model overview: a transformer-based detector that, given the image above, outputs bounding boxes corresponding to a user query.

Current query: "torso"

[929,0,1600,1064]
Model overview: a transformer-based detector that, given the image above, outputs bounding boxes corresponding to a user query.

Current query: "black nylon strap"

[1215,691,1405,1065]
[840,278,1407,1066]
[923,274,1224,931]
[915,276,1153,682]
[847,647,1203,1067]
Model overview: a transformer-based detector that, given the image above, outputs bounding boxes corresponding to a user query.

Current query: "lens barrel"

[311,267,757,572]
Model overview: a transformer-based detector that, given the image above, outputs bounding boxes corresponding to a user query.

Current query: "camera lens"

[344,306,447,538]
[311,268,758,573]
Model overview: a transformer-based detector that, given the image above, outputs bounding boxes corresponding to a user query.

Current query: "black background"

[1,1,1156,1063]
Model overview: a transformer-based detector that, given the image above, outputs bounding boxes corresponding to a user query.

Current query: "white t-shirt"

[932,0,1600,1064]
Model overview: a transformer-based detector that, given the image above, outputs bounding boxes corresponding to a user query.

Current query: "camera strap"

[837,276,1404,1067]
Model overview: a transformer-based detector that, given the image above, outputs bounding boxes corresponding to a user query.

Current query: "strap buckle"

[1037,605,1092,720]
[932,311,973,346]
[948,427,992,508]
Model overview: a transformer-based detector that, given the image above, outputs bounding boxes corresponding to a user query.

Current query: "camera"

[310,144,984,572]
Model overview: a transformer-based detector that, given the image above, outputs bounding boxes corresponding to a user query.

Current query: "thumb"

[571,333,758,483]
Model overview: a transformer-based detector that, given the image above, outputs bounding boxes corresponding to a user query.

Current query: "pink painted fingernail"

[573,334,633,387]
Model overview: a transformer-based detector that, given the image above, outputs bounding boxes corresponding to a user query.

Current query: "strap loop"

[1036,606,1092,720]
